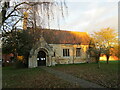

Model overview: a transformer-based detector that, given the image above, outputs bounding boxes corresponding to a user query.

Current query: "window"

[63,49,70,57]
[76,48,81,57]
[54,52,55,57]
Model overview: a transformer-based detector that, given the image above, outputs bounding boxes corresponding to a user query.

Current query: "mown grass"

[2,66,80,88]
[51,61,119,88]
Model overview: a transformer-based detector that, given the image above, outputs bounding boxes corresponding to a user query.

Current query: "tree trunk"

[96,55,100,63]
[98,61,100,69]
[106,55,109,64]
[96,57,99,63]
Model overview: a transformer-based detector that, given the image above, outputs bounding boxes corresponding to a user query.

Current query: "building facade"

[28,29,90,68]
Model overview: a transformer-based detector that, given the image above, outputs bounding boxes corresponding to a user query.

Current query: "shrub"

[15,60,26,68]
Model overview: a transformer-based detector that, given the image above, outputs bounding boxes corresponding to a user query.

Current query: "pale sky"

[1,0,118,34]
[49,0,119,34]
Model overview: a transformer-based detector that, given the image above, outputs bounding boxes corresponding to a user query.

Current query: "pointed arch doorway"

[37,51,46,66]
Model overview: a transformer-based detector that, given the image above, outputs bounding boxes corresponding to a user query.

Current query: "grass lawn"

[2,66,80,88]
[50,61,119,88]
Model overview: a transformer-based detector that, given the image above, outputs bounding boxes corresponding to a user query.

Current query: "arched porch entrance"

[37,50,46,66]
[28,36,54,68]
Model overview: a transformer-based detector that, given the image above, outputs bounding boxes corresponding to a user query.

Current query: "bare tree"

[1,0,67,33]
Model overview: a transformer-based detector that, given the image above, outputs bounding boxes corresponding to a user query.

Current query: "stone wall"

[49,44,89,65]
[28,37,89,68]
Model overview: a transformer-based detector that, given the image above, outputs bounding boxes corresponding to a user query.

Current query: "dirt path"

[40,66,105,88]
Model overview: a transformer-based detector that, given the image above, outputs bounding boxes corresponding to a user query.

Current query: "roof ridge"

[42,29,87,33]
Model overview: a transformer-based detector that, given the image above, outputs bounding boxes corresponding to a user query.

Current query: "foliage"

[111,39,120,59]
[15,60,26,68]
[91,27,118,63]
[1,0,67,67]
[87,37,100,63]
[93,27,117,47]
[2,30,34,67]
[113,44,120,58]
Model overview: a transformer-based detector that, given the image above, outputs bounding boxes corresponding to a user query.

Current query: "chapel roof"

[40,29,90,45]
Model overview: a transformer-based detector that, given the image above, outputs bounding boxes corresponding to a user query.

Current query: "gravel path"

[40,66,106,88]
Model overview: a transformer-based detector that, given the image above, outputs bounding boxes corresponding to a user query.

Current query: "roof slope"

[41,29,90,45]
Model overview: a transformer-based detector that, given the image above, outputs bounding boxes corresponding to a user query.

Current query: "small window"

[76,48,81,57]
[63,49,70,57]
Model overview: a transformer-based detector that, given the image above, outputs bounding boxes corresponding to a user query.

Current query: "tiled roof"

[41,29,90,45]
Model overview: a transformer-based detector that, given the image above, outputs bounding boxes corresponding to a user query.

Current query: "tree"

[2,30,34,66]
[104,47,111,64]
[109,39,119,60]
[1,0,67,67]
[1,0,67,32]
[92,27,118,64]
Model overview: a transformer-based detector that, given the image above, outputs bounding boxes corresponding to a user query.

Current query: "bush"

[15,61,26,68]
[2,62,14,67]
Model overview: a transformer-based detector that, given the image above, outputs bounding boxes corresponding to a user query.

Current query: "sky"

[0,0,119,34]
[49,0,119,34]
